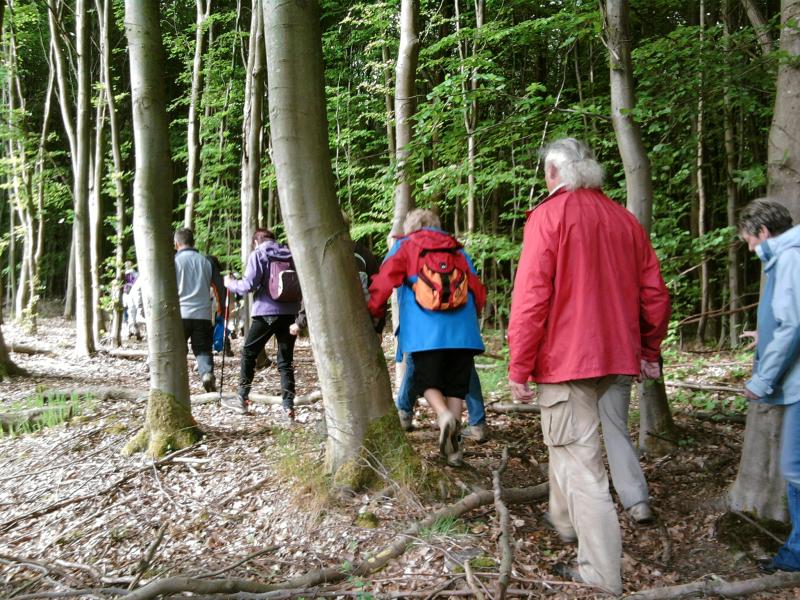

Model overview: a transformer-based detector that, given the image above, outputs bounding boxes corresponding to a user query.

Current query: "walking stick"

[219,288,232,403]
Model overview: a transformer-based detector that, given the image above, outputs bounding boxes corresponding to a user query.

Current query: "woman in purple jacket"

[223,229,305,420]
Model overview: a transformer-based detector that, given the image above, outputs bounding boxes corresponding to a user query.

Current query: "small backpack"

[267,255,302,303]
[411,245,470,311]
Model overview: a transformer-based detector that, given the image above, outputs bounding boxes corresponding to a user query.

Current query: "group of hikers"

[128,136,799,594]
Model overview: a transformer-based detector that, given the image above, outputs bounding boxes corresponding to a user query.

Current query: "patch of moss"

[123,390,202,458]
[355,512,380,528]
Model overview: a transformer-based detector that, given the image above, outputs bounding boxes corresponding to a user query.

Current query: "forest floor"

[1,306,798,599]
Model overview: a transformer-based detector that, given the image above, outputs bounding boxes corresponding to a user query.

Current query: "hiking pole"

[219,287,232,403]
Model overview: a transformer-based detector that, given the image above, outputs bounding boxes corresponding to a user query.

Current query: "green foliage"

[0,392,92,437]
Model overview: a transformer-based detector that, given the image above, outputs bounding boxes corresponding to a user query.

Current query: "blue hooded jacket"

[745,224,800,405]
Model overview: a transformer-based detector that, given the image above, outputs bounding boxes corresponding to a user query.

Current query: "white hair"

[541,137,604,191]
[403,209,441,234]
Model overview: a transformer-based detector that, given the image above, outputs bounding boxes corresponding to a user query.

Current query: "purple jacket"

[226,240,301,317]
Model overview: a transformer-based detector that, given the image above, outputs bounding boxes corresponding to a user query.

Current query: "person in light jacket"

[740,198,800,573]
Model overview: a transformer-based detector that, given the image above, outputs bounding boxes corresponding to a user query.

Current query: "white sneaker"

[627,501,655,524]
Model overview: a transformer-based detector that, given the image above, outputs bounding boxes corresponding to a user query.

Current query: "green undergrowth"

[273,426,333,510]
[0,391,94,437]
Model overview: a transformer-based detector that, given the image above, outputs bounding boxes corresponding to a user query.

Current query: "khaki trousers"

[539,376,622,595]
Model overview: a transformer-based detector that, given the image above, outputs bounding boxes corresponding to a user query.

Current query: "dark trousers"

[238,315,296,408]
[182,318,213,377]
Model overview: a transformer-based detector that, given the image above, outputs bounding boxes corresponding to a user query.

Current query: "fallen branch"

[624,570,800,599]
[463,561,485,600]
[486,402,540,414]
[8,343,55,356]
[122,483,549,600]
[127,523,168,590]
[0,406,74,434]
[493,448,513,600]
[192,390,322,406]
[665,381,744,395]
[34,387,144,402]
[0,445,200,534]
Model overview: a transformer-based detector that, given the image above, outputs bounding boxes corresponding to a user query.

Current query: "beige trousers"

[539,376,622,595]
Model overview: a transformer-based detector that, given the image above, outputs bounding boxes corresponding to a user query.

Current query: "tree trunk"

[63,231,75,318]
[382,45,396,161]
[391,0,420,386]
[723,2,741,348]
[604,0,678,456]
[262,0,402,487]
[123,0,201,458]
[73,0,96,356]
[89,98,107,347]
[728,403,787,520]
[767,0,800,222]
[741,0,775,56]
[696,0,709,344]
[97,0,127,348]
[0,299,23,380]
[184,0,211,230]
[729,0,800,520]
[239,0,265,333]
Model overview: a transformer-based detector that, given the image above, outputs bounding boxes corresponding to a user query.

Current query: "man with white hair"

[507,138,670,594]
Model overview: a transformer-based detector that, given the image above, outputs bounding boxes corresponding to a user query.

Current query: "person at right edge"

[739,198,800,574]
[507,138,670,595]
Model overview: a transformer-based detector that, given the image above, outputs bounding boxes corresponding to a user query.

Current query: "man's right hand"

[640,360,661,380]
[509,379,535,402]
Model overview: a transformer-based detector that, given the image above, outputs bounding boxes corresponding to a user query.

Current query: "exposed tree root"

[623,570,800,599]
[119,483,549,600]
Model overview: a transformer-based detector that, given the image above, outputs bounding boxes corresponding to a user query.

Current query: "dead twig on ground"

[197,546,280,578]
[665,381,744,394]
[493,447,513,600]
[463,560,485,600]
[731,510,786,546]
[623,570,800,599]
[127,522,169,590]
[117,484,549,600]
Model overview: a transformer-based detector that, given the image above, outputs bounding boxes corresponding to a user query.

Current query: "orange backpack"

[411,245,470,311]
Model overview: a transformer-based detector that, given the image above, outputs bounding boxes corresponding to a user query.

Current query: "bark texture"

[124,0,201,458]
[73,0,96,356]
[728,0,800,519]
[262,0,398,481]
[605,0,677,455]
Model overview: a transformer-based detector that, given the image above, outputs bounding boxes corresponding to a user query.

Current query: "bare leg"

[423,388,449,417]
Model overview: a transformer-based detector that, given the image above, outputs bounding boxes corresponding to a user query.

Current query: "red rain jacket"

[508,187,670,384]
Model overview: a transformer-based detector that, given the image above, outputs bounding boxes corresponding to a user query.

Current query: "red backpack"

[408,235,472,311]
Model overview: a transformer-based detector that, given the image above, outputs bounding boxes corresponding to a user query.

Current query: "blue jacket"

[746,224,800,405]
[367,228,485,356]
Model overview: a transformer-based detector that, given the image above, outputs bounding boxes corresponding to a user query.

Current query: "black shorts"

[412,349,475,399]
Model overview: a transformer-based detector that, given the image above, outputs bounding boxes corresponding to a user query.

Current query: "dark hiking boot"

[222,395,250,415]
[202,373,217,393]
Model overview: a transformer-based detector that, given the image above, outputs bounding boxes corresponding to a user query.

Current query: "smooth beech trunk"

[605,0,677,456]
[97,0,128,348]
[741,0,775,56]
[262,0,400,485]
[73,0,95,356]
[239,0,265,329]
[729,0,800,520]
[89,99,107,347]
[390,0,420,386]
[124,0,201,458]
[184,0,211,229]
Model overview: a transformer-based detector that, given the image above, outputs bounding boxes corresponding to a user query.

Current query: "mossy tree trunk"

[262,0,405,488]
[123,0,201,458]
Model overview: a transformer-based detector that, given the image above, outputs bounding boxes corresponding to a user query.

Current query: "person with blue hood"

[740,198,800,573]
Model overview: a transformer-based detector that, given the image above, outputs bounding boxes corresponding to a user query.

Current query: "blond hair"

[403,209,441,234]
